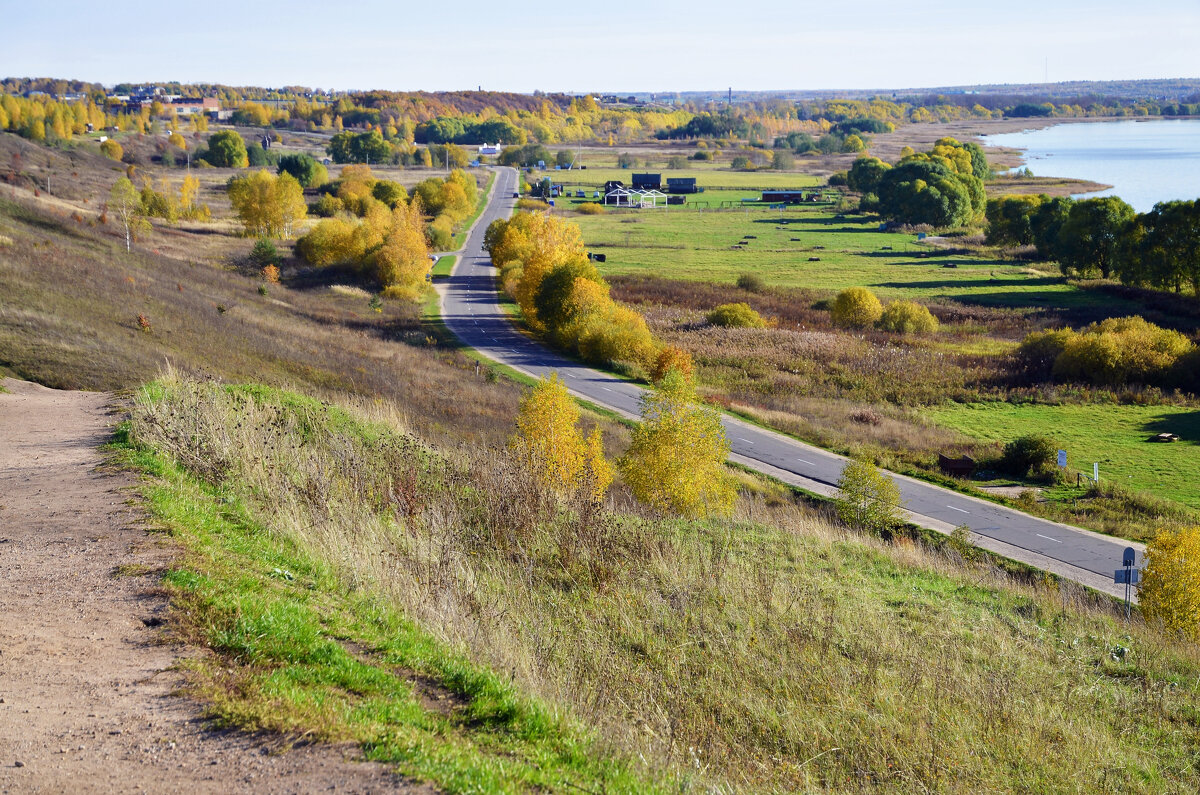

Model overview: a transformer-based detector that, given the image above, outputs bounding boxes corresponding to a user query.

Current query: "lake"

[982,118,1200,213]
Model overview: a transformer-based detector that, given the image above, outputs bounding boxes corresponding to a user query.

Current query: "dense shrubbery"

[1016,316,1194,386]
[296,174,433,299]
[1000,435,1058,478]
[878,300,939,334]
[486,211,657,369]
[830,287,883,329]
[707,302,766,328]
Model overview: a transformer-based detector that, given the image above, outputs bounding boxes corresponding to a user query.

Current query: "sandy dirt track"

[0,378,415,794]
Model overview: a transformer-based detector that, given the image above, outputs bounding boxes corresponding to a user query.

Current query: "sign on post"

[1114,546,1139,620]
[1057,450,1067,468]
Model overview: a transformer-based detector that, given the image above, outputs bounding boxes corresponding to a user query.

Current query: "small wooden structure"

[667,177,698,194]
[938,454,977,477]
[632,172,661,190]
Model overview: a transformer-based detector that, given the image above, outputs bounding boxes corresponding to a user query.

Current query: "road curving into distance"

[440,166,1141,600]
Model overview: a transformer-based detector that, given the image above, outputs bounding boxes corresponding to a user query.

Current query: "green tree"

[109,177,150,251]
[1056,196,1136,278]
[204,130,249,168]
[836,458,903,535]
[277,153,329,188]
[1000,435,1057,478]
[619,370,735,519]
[986,194,1046,247]
[1030,196,1074,261]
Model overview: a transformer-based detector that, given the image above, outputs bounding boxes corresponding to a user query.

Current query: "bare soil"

[0,378,417,794]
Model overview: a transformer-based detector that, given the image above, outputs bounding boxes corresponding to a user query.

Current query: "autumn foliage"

[619,370,735,519]
[1140,526,1200,640]
[510,374,612,502]
[486,211,656,369]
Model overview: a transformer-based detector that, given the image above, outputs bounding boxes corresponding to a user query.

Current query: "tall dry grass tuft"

[131,374,1200,793]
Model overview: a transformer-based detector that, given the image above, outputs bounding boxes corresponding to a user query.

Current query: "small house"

[666,177,698,194]
[632,172,661,190]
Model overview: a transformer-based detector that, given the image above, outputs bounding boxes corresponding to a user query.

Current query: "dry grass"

[129,373,1200,793]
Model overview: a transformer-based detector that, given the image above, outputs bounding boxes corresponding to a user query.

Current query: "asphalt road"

[441,167,1141,599]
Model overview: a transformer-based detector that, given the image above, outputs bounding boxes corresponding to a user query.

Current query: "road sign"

[1114,569,1141,585]
[1057,449,1067,468]
[1123,546,1136,567]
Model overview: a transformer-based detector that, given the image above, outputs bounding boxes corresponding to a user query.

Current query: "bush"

[312,194,343,217]
[836,458,903,535]
[707,302,766,328]
[99,139,122,161]
[1000,435,1057,478]
[878,300,938,334]
[1015,328,1073,379]
[736,273,765,293]
[651,345,694,383]
[730,155,755,171]
[428,216,454,250]
[1140,526,1200,640]
[830,287,883,329]
[249,238,279,267]
[575,202,605,215]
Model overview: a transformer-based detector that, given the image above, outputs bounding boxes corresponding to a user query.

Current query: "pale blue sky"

[4,0,1198,92]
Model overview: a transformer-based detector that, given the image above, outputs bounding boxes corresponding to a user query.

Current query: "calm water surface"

[982,118,1200,213]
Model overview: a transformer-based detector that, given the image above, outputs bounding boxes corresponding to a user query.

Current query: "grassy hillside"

[120,373,1200,792]
[6,129,1200,791]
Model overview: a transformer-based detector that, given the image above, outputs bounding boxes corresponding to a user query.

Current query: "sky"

[4,0,1199,93]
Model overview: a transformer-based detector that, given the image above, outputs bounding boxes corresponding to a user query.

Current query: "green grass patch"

[572,203,1141,310]
[928,401,1200,510]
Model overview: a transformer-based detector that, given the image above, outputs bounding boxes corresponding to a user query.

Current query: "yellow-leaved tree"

[373,200,431,301]
[619,369,735,518]
[510,373,612,502]
[1140,526,1200,640]
[227,170,307,238]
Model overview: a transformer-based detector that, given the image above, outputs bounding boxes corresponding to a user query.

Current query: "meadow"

[928,401,1200,509]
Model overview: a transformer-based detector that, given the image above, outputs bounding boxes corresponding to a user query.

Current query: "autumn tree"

[277,153,329,188]
[1140,526,1200,640]
[99,138,122,161]
[227,170,307,238]
[204,130,249,168]
[619,370,735,518]
[511,373,612,502]
[836,458,903,535]
[109,177,150,252]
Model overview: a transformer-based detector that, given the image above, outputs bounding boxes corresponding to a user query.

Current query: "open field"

[574,202,1133,311]
[928,401,1200,510]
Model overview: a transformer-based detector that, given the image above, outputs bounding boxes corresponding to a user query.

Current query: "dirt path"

[0,379,413,794]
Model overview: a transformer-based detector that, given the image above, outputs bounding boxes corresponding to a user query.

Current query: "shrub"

[1000,435,1057,478]
[651,345,694,383]
[517,198,550,211]
[1048,316,1193,386]
[427,216,454,250]
[1140,526,1200,640]
[312,194,343,217]
[836,458,903,535]
[735,273,765,293]
[830,287,883,329]
[878,300,938,334]
[730,155,755,171]
[1015,328,1073,379]
[575,203,605,215]
[249,238,279,267]
[707,302,766,328]
[99,139,123,161]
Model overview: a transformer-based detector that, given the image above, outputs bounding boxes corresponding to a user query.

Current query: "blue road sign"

[1114,569,1141,585]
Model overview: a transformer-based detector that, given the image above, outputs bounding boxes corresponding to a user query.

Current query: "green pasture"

[572,203,1144,310]
[927,401,1200,509]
